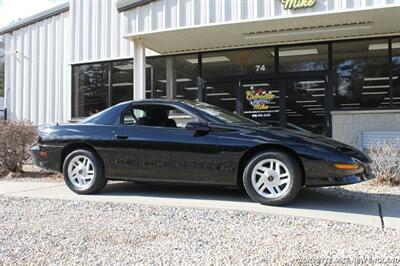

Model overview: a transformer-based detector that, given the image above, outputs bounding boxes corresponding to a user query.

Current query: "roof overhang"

[0,2,69,35]
[117,0,156,12]
[124,6,400,55]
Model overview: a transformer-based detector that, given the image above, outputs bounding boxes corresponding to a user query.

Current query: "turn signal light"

[334,163,360,170]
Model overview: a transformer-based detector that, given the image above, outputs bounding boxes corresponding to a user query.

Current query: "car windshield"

[185,101,259,125]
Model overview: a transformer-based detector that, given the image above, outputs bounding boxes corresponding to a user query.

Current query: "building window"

[205,82,238,114]
[333,39,391,110]
[111,60,133,105]
[146,54,199,100]
[279,44,329,72]
[73,63,109,117]
[393,38,400,108]
[72,59,134,118]
[146,56,166,98]
[202,47,275,78]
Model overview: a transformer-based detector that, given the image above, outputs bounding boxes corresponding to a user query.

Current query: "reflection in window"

[333,40,390,110]
[393,38,400,108]
[279,44,329,72]
[174,54,199,101]
[202,48,275,78]
[205,82,238,114]
[73,63,109,117]
[146,54,199,101]
[111,61,133,105]
[285,79,327,135]
[146,56,166,98]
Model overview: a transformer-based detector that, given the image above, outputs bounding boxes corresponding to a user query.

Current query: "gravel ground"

[314,180,400,205]
[1,196,400,265]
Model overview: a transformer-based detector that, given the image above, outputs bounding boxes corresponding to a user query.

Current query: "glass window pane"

[174,54,199,101]
[111,60,133,105]
[146,56,166,98]
[285,79,327,135]
[205,82,238,114]
[242,81,280,123]
[393,38,400,108]
[122,107,147,125]
[168,109,197,128]
[72,63,109,117]
[146,54,199,101]
[202,48,275,78]
[333,39,390,110]
[279,44,329,72]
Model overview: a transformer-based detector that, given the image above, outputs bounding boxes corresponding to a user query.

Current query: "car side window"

[168,109,197,128]
[122,108,146,125]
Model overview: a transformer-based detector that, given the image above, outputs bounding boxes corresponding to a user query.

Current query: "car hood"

[236,123,371,163]
[234,123,356,150]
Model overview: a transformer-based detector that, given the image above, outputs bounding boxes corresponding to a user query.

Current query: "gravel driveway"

[1,196,400,265]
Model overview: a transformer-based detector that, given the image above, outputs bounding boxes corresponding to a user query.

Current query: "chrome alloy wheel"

[251,159,291,199]
[67,155,95,189]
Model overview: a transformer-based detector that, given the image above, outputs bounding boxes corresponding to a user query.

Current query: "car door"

[111,104,219,183]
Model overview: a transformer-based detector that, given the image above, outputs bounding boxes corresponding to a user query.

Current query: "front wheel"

[63,149,107,194]
[243,151,302,206]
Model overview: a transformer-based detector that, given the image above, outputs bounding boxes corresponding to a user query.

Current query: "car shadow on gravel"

[98,182,400,220]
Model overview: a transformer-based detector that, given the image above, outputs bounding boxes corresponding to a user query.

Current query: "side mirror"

[185,122,210,134]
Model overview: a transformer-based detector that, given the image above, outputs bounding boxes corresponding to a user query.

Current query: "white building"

[1,0,400,146]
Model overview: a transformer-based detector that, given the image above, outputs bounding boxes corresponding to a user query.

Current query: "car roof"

[126,98,194,105]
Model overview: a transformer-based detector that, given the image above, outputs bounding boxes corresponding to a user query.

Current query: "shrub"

[0,120,37,173]
[367,139,400,186]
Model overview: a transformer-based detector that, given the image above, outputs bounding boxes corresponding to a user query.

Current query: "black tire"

[62,149,107,194]
[243,151,302,206]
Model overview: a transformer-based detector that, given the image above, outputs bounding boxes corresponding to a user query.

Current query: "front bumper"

[306,163,375,187]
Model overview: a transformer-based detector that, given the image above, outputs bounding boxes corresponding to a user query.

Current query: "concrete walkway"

[1,181,399,229]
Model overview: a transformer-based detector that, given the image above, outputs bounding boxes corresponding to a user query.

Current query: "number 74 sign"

[255,64,267,72]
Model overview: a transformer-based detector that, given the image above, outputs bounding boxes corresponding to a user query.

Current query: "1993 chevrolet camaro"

[31,99,374,205]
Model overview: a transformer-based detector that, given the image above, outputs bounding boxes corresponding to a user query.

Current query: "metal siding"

[361,131,400,149]
[4,11,70,125]
[70,0,133,63]
[122,0,400,35]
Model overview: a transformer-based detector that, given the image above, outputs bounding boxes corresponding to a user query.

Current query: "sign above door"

[281,0,316,10]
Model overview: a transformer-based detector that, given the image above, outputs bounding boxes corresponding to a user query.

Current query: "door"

[241,80,281,125]
[111,104,219,183]
[200,75,330,135]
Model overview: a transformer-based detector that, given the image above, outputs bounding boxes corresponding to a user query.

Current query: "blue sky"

[0,0,67,28]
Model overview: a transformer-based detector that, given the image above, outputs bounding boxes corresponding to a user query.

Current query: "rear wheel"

[63,149,107,194]
[243,151,302,206]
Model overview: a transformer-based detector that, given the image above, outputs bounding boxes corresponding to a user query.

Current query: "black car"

[31,99,374,205]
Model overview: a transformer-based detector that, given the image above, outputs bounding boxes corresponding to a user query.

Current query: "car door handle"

[116,135,128,140]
